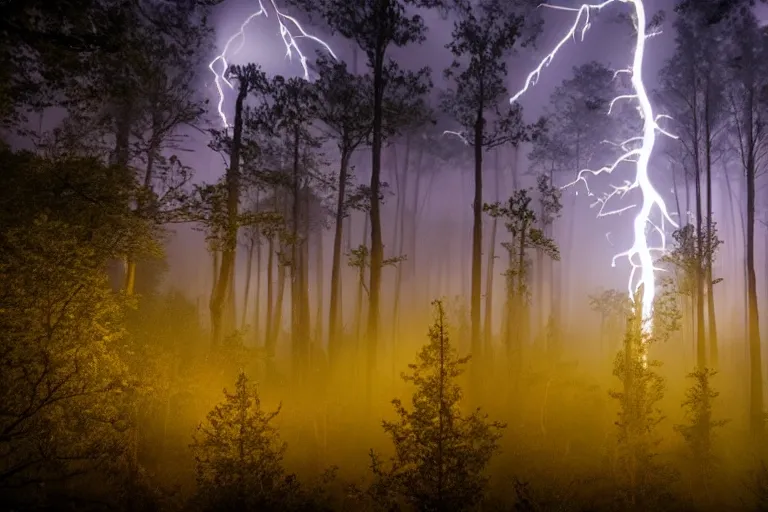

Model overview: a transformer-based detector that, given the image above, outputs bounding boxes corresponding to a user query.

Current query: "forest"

[2,0,768,510]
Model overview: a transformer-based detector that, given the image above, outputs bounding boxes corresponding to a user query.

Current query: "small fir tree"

[368,300,506,511]
[674,368,728,489]
[190,372,298,511]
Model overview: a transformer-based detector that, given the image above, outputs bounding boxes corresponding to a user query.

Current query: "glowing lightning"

[510,1,678,340]
[208,0,337,128]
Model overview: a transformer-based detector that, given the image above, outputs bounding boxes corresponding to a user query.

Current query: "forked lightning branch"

[208,0,336,129]
[510,0,678,335]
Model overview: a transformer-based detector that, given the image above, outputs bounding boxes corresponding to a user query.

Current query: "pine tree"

[368,300,505,511]
[674,368,728,492]
[190,372,298,511]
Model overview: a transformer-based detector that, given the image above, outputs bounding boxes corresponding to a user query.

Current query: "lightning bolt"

[510,1,678,342]
[208,0,337,128]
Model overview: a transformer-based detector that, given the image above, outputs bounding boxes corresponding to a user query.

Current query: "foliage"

[530,61,618,176]
[190,372,306,511]
[674,368,728,478]
[0,148,153,506]
[658,222,723,297]
[608,299,675,509]
[484,188,559,301]
[367,300,505,511]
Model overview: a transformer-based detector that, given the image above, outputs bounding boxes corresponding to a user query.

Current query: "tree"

[0,148,154,507]
[368,300,505,511]
[589,289,632,357]
[484,187,559,376]
[441,0,539,382]
[208,64,270,347]
[609,296,670,509]
[313,55,373,368]
[658,222,722,357]
[659,0,732,368]
[534,173,563,349]
[529,61,618,343]
[289,0,435,399]
[270,75,325,384]
[190,372,300,511]
[674,368,728,497]
[723,8,767,439]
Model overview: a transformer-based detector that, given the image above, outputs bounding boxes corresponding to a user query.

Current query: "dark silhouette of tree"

[529,61,618,348]
[674,368,728,500]
[190,372,299,511]
[0,148,155,508]
[484,187,559,377]
[723,7,767,440]
[368,300,505,511]
[441,0,540,384]
[208,64,270,347]
[289,0,435,400]
[312,55,373,369]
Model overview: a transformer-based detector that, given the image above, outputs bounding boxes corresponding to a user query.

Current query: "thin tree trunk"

[471,104,485,381]
[694,161,707,368]
[242,240,255,329]
[392,138,413,363]
[266,237,275,349]
[746,122,763,440]
[328,151,350,366]
[255,233,262,346]
[210,79,247,347]
[704,98,718,369]
[356,214,369,343]
[367,46,385,401]
[484,150,500,355]
[315,223,324,346]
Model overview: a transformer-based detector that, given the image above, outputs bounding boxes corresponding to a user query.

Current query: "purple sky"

[163,0,766,346]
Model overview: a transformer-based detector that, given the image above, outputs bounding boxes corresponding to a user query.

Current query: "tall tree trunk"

[392,138,412,364]
[266,236,275,349]
[255,233,262,346]
[315,225,324,348]
[242,240,255,329]
[268,250,287,378]
[704,102,718,369]
[367,44,385,400]
[471,105,485,382]
[226,269,236,339]
[356,214,369,345]
[694,162,706,368]
[746,119,763,440]
[328,151,351,366]
[291,126,309,384]
[484,150,500,355]
[210,79,247,347]
[302,184,312,365]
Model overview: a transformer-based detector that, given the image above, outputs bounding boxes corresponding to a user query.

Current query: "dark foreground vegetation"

[2,0,768,511]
